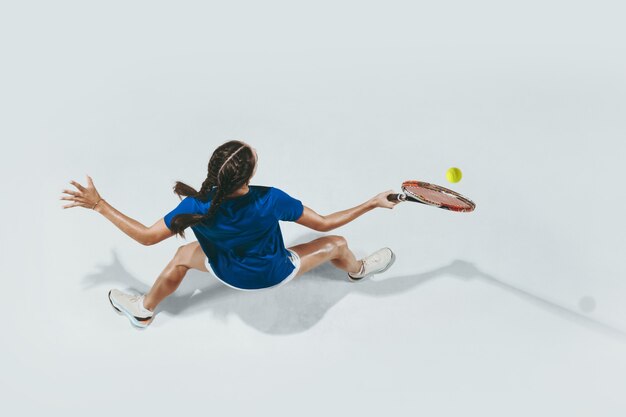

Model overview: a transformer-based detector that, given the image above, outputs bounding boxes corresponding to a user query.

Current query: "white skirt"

[204,249,301,291]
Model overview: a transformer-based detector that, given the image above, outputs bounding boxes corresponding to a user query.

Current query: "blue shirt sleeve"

[164,196,201,230]
[271,187,304,222]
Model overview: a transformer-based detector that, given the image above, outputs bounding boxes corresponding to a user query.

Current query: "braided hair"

[169,140,256,238]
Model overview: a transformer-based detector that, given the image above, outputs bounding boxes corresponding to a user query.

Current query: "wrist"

[93,198,107,213]
[365,199,377,210]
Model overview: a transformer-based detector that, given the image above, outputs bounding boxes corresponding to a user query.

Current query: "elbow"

[317,221,334,233]
[140,234,156,246]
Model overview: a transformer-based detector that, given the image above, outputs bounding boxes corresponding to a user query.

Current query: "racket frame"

[389,180,476,212]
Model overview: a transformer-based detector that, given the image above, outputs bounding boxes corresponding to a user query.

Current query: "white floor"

[2,1,626,415]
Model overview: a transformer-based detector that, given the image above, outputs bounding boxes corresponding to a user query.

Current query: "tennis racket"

[387,180,476,212]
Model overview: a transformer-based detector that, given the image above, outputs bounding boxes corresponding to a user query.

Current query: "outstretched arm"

[61,175,173,246]
[296,190,400,232]
[94,202,173,245]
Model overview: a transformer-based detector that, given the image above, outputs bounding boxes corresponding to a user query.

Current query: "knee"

[326,235,348,253]
[173,243,194,268]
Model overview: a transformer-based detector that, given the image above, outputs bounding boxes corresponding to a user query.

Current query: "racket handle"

[387,193,406,202]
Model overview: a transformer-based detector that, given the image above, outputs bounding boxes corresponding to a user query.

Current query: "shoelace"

[363,254,381,267]
[126,294,152,315]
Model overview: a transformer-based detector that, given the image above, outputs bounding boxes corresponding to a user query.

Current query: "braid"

[198,176,216,202]
[203,186,227,224]
[168,139,256,238]
[201,144,255,225]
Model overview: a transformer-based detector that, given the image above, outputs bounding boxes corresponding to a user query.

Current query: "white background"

[1,1,625,415]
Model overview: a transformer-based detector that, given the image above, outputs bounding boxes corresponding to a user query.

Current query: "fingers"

[60,175,101,209]
[61,189,80,197]
[383,190,402,204]
[61,201,87,209]
[70,180,86,192]
[373,189,400,209]
[60,195,87,203]
[62,176,96,209]
[387,190,402,209]
[60,190,90,208]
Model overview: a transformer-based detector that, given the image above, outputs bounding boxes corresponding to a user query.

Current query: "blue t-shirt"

[163,185,304,290]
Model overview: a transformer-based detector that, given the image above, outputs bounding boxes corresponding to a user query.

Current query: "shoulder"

[262,186,303,221]
[254,186,296,203]
[251,185,271,193]
[182,195,202,206]
[249,185,299,205]
[265,186,299,200]
[249,185,272,199]
[164,195,204,228]
[170,195,203,213]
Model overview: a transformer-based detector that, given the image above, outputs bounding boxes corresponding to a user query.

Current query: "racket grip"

[387,193,406,202]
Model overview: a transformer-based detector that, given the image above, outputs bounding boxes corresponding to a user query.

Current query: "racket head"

[401,180,476,212]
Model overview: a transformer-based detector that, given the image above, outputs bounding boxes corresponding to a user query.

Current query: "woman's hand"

[369,190,402,209]
[60,175,104,210]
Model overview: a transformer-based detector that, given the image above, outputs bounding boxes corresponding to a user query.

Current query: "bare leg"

[143,236,360,311]
[143,241,209,311]
[288,235,362,278]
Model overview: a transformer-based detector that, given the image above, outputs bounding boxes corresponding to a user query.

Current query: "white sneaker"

[348,247,396,282]
[108,289,154,328]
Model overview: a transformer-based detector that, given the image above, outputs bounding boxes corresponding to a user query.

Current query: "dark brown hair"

[169,140,256,238]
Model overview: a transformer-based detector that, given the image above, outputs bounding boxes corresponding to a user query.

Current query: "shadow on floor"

[83,238,626,339]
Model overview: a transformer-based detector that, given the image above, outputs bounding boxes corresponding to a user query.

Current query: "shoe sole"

[348,249,396,282]
[108,290,152,329]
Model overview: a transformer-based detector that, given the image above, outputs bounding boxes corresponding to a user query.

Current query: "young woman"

[61,140,400,328]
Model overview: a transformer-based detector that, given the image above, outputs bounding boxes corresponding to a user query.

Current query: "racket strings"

[403,182,475,212]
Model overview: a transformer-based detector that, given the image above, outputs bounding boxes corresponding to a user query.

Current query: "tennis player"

[61,140,400,328]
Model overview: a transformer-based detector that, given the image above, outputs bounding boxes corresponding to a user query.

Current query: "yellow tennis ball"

[446,167,462,183]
